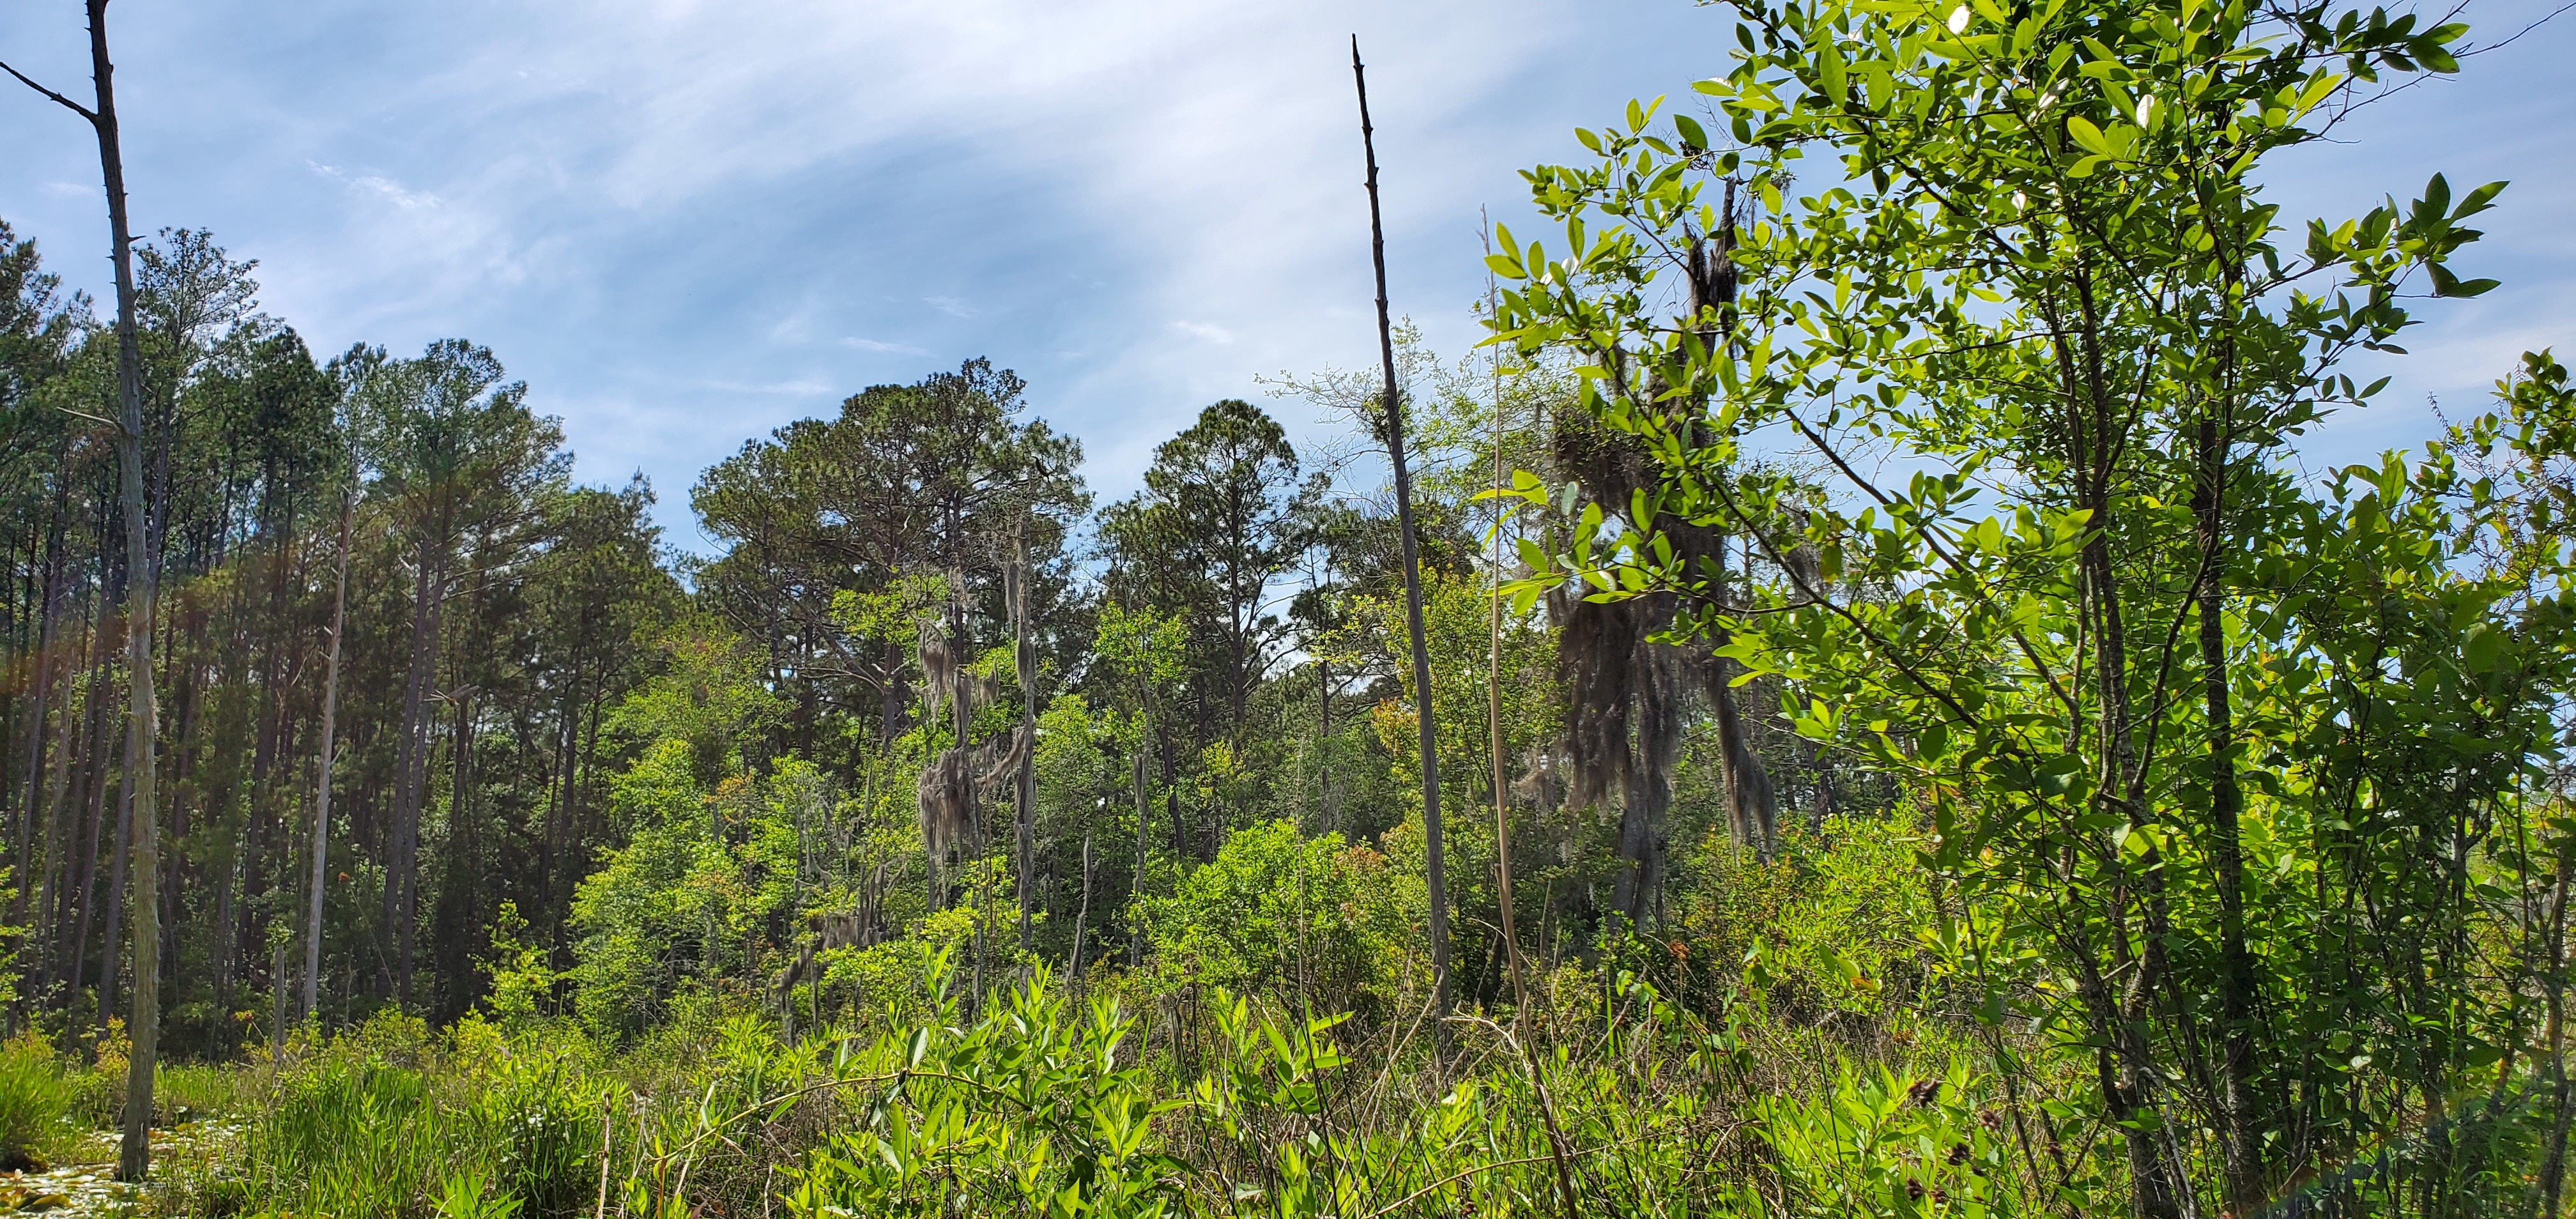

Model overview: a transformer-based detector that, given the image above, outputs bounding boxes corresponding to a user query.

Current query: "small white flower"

[1948,6,1972,33]
[2136,95,2158,125]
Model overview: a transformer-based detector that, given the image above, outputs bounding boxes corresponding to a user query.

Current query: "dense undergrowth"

[0,815,2557,1216]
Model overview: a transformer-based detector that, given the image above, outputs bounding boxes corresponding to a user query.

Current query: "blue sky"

[3,0,2568,551]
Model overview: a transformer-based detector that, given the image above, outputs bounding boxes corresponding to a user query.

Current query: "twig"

[2464,0,2575,55]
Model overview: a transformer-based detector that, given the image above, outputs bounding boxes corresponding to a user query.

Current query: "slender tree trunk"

[2538,840,2573,1216]
[95,742,131,1041]
[1129,691,1154,969]
[1011,535,1036,956]
[2196,405,2264,1212]
[305,491,348,1021]
[1317,657,1335,834]
[11,508,63,990]
[33,612,84,1009]
[1069,831,1092,980]
[443,686,475,1018]
[64,648,109,1015]
[1353,36,1451,1028]
[390,552,443,1004]
[34,0,174,1176]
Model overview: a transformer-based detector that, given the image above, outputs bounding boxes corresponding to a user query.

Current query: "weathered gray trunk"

[73,0,165,1178]
[304,491,349,1020]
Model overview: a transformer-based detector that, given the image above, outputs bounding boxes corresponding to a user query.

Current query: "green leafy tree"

[1492,0,2545,1211]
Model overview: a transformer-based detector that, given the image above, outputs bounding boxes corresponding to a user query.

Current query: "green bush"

[1139,820,1409,1019]
[1755,1060,2025,1218]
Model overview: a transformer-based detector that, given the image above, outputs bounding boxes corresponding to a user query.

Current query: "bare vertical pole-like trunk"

[1068,831,1092,981]
[303,490,346,1020]
[1351,36,1450,1029]
[12,502,65,987]
[0,0,175,1177]
[1011,533,1036,956]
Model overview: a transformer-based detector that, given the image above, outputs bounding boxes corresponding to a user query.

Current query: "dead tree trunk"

[0,0,173,1176]
[1352,36,1452,1029]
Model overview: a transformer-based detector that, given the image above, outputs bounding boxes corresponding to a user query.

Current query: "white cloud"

[924,296,974,319]
[309,162,442,210]
[843,337,928,355]
[1169,320,1234,344]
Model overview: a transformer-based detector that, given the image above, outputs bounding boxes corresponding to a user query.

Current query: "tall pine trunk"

[388,549,443,1004]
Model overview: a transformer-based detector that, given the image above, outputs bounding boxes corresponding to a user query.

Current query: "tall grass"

[0,1034,70,1170]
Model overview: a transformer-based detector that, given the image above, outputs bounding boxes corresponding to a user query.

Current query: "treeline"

[0,220,1817,1054]
[0,224,682,1046]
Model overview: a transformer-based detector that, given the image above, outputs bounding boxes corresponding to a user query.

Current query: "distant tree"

[346,339,569,1004]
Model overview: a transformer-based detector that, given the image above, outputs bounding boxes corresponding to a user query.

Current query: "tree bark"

[1353,37,1451,1029]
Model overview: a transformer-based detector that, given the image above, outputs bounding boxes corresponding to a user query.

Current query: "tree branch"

[0,58,98,123]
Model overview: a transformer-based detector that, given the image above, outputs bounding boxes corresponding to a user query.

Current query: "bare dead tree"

[1,0,164,1181]
[1352,34,1452,1030]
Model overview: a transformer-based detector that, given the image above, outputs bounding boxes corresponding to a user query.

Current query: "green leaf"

[2066,116,2110,155]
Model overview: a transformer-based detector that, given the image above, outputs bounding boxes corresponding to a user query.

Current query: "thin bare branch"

[0,57,98,123]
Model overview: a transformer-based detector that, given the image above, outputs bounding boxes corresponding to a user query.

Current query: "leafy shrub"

[1754,1061,2023,1218]
[1677,809,1939,1022]
[783,969,1181,1218]
[1140,820,1408,1018]
[66,1018,127,1130]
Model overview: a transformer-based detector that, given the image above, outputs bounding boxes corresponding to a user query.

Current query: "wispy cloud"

[1169,320,1235,344]
[924,296,974,319]
[843,337,928,355]
[307,162,442,210]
